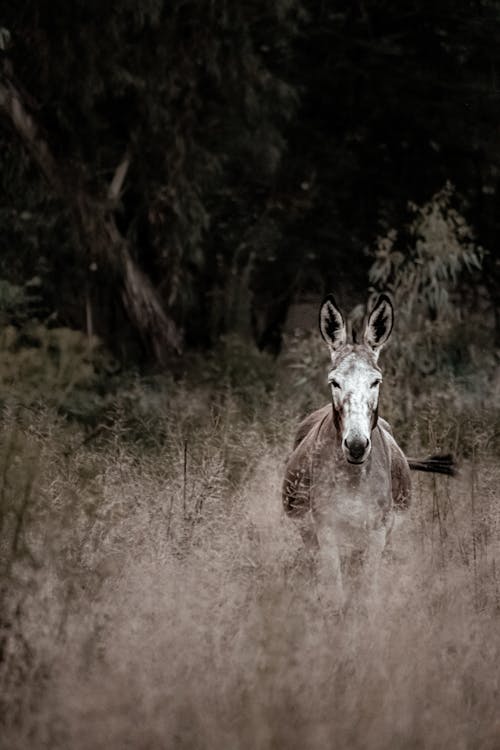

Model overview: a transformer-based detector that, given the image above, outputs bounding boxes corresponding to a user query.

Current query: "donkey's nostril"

[345,437,369,460]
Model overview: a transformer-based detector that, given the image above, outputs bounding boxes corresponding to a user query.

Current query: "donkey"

[282,294,454,611]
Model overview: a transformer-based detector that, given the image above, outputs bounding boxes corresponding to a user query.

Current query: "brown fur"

[283,404,411,518]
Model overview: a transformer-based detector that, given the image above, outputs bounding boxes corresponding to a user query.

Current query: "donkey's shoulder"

[283,404,332,518]
[376,419,406,464]
[293,404,331,449]
[378,416,393,436]
[376,420,411,510]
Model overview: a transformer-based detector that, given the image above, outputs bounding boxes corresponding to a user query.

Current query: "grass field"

[1,339,500,749]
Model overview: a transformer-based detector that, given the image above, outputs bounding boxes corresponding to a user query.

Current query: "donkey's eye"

[329,378,341,389]
[371,379,382,388]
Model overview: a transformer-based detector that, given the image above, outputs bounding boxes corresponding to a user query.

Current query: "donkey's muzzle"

[344,436,370,463]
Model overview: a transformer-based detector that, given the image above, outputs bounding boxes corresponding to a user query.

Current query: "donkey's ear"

[364,294,394,357]
[319,295,347,352]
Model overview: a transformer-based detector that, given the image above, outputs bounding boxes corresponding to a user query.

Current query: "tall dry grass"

[0,341,500,750]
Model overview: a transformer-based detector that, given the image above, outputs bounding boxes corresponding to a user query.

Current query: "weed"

[0,360,498,748]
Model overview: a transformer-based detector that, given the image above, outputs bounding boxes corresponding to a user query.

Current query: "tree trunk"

[0,72,182,363]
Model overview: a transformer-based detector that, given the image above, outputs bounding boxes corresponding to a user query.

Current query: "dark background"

[1,0,499,364]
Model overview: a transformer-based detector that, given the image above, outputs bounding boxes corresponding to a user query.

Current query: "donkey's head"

[319,294,393,465]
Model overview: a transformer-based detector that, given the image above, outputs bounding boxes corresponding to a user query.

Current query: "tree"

[1,0,500,359]
[0,0,301,358]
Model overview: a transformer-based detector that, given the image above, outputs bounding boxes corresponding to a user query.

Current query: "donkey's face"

[319,294,394,465]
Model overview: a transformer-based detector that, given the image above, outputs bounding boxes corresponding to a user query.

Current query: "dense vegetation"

[1,342,500,748]
[1,1,499,360]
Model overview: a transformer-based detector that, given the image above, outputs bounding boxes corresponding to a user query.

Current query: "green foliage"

[2,1,500,354]
[2,0,302,347]
[0,279,27,315]
[0,324,99,396]
[370,183,484,321]
[355,185,488,393]
[0,275,115,419]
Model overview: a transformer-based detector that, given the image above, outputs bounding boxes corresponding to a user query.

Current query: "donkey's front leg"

[355,527,388,609]
[315,524,345,615]
[298,510,319,554]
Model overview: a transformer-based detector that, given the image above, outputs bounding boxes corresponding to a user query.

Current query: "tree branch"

[0,74,64,196]
[108,150,131,203]
[0,70,182,360]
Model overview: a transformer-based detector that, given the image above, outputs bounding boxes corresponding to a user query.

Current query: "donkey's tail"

[407,453,456,476]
